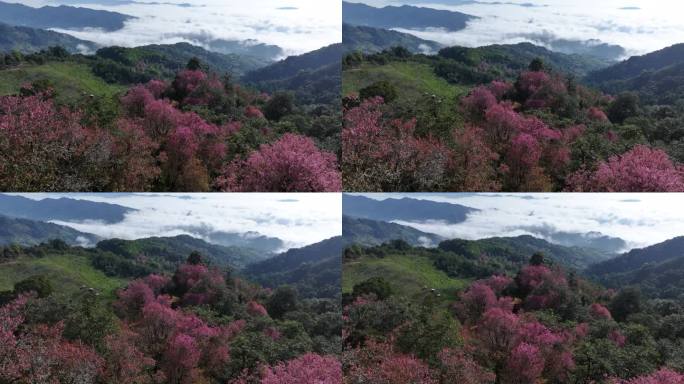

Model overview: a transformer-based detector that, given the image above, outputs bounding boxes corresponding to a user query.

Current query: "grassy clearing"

[0,62,125,104]
[343,253,468,302]
[0,253,127,298]
[343,61,469,103]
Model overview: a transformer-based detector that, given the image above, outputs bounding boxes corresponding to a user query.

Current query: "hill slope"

[0,215,99,247]
[244,237,345,298]
[0,1,134,31]
[0,23,97,54]
[587,237,684,300]
[0,194,134,224]
[343,23,443,54]
[342,1,475,31]
[95,235,267,271]
[343,215,443,247]
[343,194,476,224]
[587,44,684,105]
[243,43,342,105]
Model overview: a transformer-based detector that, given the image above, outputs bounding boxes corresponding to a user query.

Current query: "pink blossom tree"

[217,133,341,192]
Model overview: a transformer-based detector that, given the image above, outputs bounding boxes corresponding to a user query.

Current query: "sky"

[21,0,341,56]
[10,193,342,250]
[345,0,684,57]
[351,193,684,251]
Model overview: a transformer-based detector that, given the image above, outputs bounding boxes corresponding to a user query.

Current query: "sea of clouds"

[26,0,341,56]
[357,193,684,252]
[17,193,342,251]
[346,0,684,57]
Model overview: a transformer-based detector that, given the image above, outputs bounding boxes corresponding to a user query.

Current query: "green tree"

[186,57,202,70]
[610,287,642,322]
[352,277,393,300]
[529,57,545,72]
[14,275,53,298]
[359,80,398,103]
[267,285,299,319]
[263,92,294,121]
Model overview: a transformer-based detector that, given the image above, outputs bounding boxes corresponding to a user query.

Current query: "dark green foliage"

[186,57,202,71]
[608,92,640,124]
[530,251,546,266]
[267,285,299,319]
[610,287,643,322]
[359,80,398,103]
[14,275,52,297]
[352,277,393,300]
[263,92,294,121]
[529,57,545,72]
[187,251,203,265]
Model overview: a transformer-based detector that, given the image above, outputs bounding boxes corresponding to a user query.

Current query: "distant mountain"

[343,215,443,247]
[96,234,268,271]
[343,194,476,224]
[588,237,684,277]
[521,226,627,255]
[438,42,611,80]
[0,23,97,54]
[243,43,343,105]
[587,237,684,300]
[439,235,611,271]
[587,44,684,105]
[0,194,134,224]
[343,23,443,54]
[244,237,345,298]
[0,1,134,32]
[201,39,283,62]
[343,1,476,31]
[203,231,284,254]
[93,42,270,83]
[0,215,99,247]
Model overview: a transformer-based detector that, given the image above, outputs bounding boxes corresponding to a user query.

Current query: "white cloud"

[346,0,684,56]
[353,193,684,251]
[13,193,341,250]
[31,0,341,55]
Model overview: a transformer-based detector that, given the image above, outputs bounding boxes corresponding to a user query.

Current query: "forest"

[342,43,684,192]
[0,44,341,192]
[342,239,684,384]
[0,238,342,383]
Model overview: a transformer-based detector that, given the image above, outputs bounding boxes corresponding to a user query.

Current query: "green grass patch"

[343,253,468,303]
[343,61,469,103]
[0,62,125,104]
[0,253,127,298]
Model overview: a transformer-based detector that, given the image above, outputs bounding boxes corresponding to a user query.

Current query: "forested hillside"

[343,237,684,383]
[0,231,342,382]
[343,43,684,192]
[0,44,342,192]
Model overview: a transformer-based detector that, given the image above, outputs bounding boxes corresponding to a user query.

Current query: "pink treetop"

[145,79,168,99]
[121,85,155,117]
[462,86,497,118]
[245,105,265,119]
[437,349,496,384]
[115,280,155,319]
[504,342,545,384]
[566,145,684,192]
[161,333,201,384]
[589,303,613,320]
[588,107,609,122]
[260,353,343,384]
[609,369,684,384]
[608,329,626,348]
[246,301,269,317]
[217,133,342,192]
[488,81,514,99]
[456,282,497,323]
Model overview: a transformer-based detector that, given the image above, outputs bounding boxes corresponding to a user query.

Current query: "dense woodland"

[0,44,341,192]
[0,238,342,383]
[343,239,684,384]
[342,44,684,192]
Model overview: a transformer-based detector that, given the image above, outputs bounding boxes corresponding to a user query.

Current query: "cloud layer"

[356,193,684,251]
[347,0,684,57]
[28,0,341,55]
[13,193,342,250]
